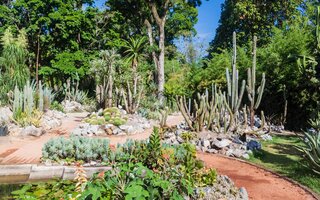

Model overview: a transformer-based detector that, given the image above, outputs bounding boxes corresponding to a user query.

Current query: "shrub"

[42,136,111,163]
[50,101,64,113]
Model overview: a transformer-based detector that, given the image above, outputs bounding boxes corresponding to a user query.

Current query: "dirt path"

[0,112,317,200]
[0,112,87,164]
[198,153,317,200]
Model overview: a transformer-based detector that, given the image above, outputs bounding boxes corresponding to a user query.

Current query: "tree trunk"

[108,73,113,107]
[144,19,159,72]
[148,1,169,105]
[157,22,165,104]
[35,34,40,87]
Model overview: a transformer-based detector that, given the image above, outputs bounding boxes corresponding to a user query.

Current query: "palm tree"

[122,36,147,98]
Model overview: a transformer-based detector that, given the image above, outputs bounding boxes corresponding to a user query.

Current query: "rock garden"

[1,2,320,199]
[71,107,153,137]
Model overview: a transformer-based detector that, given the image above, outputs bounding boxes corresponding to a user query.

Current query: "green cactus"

[246,36,266,128]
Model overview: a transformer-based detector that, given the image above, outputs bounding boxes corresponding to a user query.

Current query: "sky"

[94,0,224,52]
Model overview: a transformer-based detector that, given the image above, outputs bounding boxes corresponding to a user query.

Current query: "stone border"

[200,153,320,200]
[0,164,111,184]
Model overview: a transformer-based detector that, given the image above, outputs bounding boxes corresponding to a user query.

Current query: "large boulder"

[213,139,232,149]
[0,107,12,123]
[21,125,44,137]
[62,100,84,113]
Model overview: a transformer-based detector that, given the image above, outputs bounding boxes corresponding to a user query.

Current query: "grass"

[248,135,320,195]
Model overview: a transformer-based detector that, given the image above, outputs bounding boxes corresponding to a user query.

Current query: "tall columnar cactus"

[225,32,246,130]
[39,81,44,112]
[246,36,266,128]
[226,32,246,116]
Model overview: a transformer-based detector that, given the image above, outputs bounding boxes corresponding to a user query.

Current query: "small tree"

[90,49,120,108]
[121,36,147,114]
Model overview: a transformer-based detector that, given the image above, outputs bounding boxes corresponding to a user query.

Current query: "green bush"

[50,101,64,113]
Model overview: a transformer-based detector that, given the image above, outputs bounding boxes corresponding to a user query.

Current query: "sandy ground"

[0,112,317,200]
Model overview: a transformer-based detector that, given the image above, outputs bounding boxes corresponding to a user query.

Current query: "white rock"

[213,139,232,149]
[202,139,211,148]
[242,154,250,159]
[21,125,44,137]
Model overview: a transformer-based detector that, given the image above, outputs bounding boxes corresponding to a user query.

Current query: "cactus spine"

[246,36,266,128]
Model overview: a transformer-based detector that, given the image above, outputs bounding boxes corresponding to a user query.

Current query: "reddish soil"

[198,153,317,200]
[0,112,317,200]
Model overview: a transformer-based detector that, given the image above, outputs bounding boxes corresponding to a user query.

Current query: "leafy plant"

[297,112,320,174]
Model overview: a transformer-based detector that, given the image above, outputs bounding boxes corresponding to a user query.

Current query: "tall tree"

[209,0,303,53]
[107,0,202,103]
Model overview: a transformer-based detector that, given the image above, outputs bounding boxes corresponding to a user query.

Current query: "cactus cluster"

[84,107,127,126]
[176,87,234,133]
[12,81,55,126]
[177,33,266,133]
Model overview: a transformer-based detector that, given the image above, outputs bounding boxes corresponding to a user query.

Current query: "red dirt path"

[0,112,317,200]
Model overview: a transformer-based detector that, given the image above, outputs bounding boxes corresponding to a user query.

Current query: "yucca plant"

[297,112,320,174]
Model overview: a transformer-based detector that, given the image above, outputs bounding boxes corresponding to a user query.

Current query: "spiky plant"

[297,112,320,174]
[147,127,162,168]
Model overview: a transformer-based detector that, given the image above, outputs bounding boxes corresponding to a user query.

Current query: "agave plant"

[297,112,320,174]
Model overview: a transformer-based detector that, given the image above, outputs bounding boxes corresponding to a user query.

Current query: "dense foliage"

[26,128,218,199]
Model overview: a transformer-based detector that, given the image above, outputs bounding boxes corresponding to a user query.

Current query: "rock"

[242,153,250,159]
[21,125,44,137]
[97,109,103,116]
[119,125,135,134]
[202,139,211,148]
[226,149,234,157]
[213,139,232,149]
[177,136,184,143]
[201,146,208,152]
[261,134,272,141]
[0,107,12,123]
[112,127,122,135]
[165,132,175,139]
[106,128,113,135]
[206,149,218,154]
[232,149,245,158]
[239,133,247,142]
[194,175,248,200]
[62,100,84,113]
[0,125,8,136]
[254,116,261,128]
[246,140,261,151]
[239,187,249,200]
